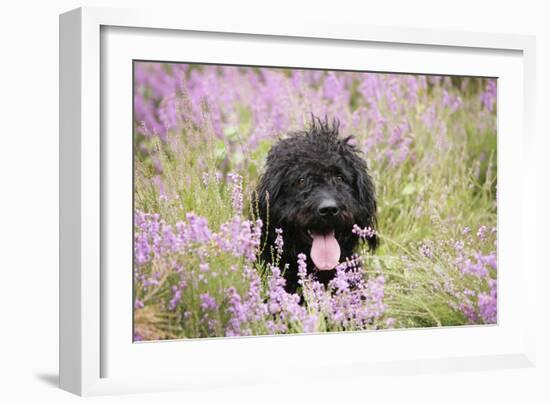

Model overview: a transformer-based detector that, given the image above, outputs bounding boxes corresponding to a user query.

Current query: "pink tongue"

[310,231,341,271]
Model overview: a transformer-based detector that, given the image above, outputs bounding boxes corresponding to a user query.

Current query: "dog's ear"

[353,159,378,251]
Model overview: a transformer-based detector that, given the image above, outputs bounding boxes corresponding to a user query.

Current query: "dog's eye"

[336,175,344,183]
[296,178,306,188]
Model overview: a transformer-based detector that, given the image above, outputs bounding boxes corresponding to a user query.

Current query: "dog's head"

[256,117,377,271]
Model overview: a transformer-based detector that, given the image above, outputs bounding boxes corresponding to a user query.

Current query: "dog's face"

[256,119,377,273]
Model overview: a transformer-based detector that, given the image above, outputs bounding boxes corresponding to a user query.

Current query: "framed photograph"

[60,7,537,396]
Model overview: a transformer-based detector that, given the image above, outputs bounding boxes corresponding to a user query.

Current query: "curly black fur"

[255,116,378,293]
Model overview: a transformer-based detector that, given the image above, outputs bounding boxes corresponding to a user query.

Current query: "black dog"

[255,117,378,293]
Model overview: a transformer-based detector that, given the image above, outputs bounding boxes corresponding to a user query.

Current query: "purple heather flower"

[243,266,267,321]
[463,288,476,297]
[302,314,318,333]
[134,298,144,309]
[227,172,244,215]
[326,265,387,329]
[200,293,218,311]
[274,228,284,258]
[442,89,463,112]
[477,225,488,241]
[419,244,433,259]
[297,253,307,284]
[478,292,497,324]
[478,278,497,324]
[323,72,348,103]
[168,287,182,311]
[225,287,247,337]
[330,267,350,293]
[352,224,376,239]
[183,213,212,244]
[481,79,497,113]
[459,301,478,324]
[421,105,437,129]
[264,263,310,331]
[459,252,496,278]
[482,252,497,270]
[134,232,151,266]
[213,216,262,261]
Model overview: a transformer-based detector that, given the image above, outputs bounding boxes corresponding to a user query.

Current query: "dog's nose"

[318,199,340,217]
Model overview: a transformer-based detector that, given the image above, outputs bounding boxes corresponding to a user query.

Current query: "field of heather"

[133,62,497,341]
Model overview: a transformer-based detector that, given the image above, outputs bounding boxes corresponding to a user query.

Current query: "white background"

[0,0,547,402]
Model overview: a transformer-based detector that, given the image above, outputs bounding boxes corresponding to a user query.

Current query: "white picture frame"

[59,6,537,396]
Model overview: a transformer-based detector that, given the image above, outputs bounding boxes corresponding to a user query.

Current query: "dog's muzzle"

[317,198,340,217]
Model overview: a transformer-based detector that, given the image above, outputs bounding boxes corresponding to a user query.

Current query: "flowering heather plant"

[133,62,497,340]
